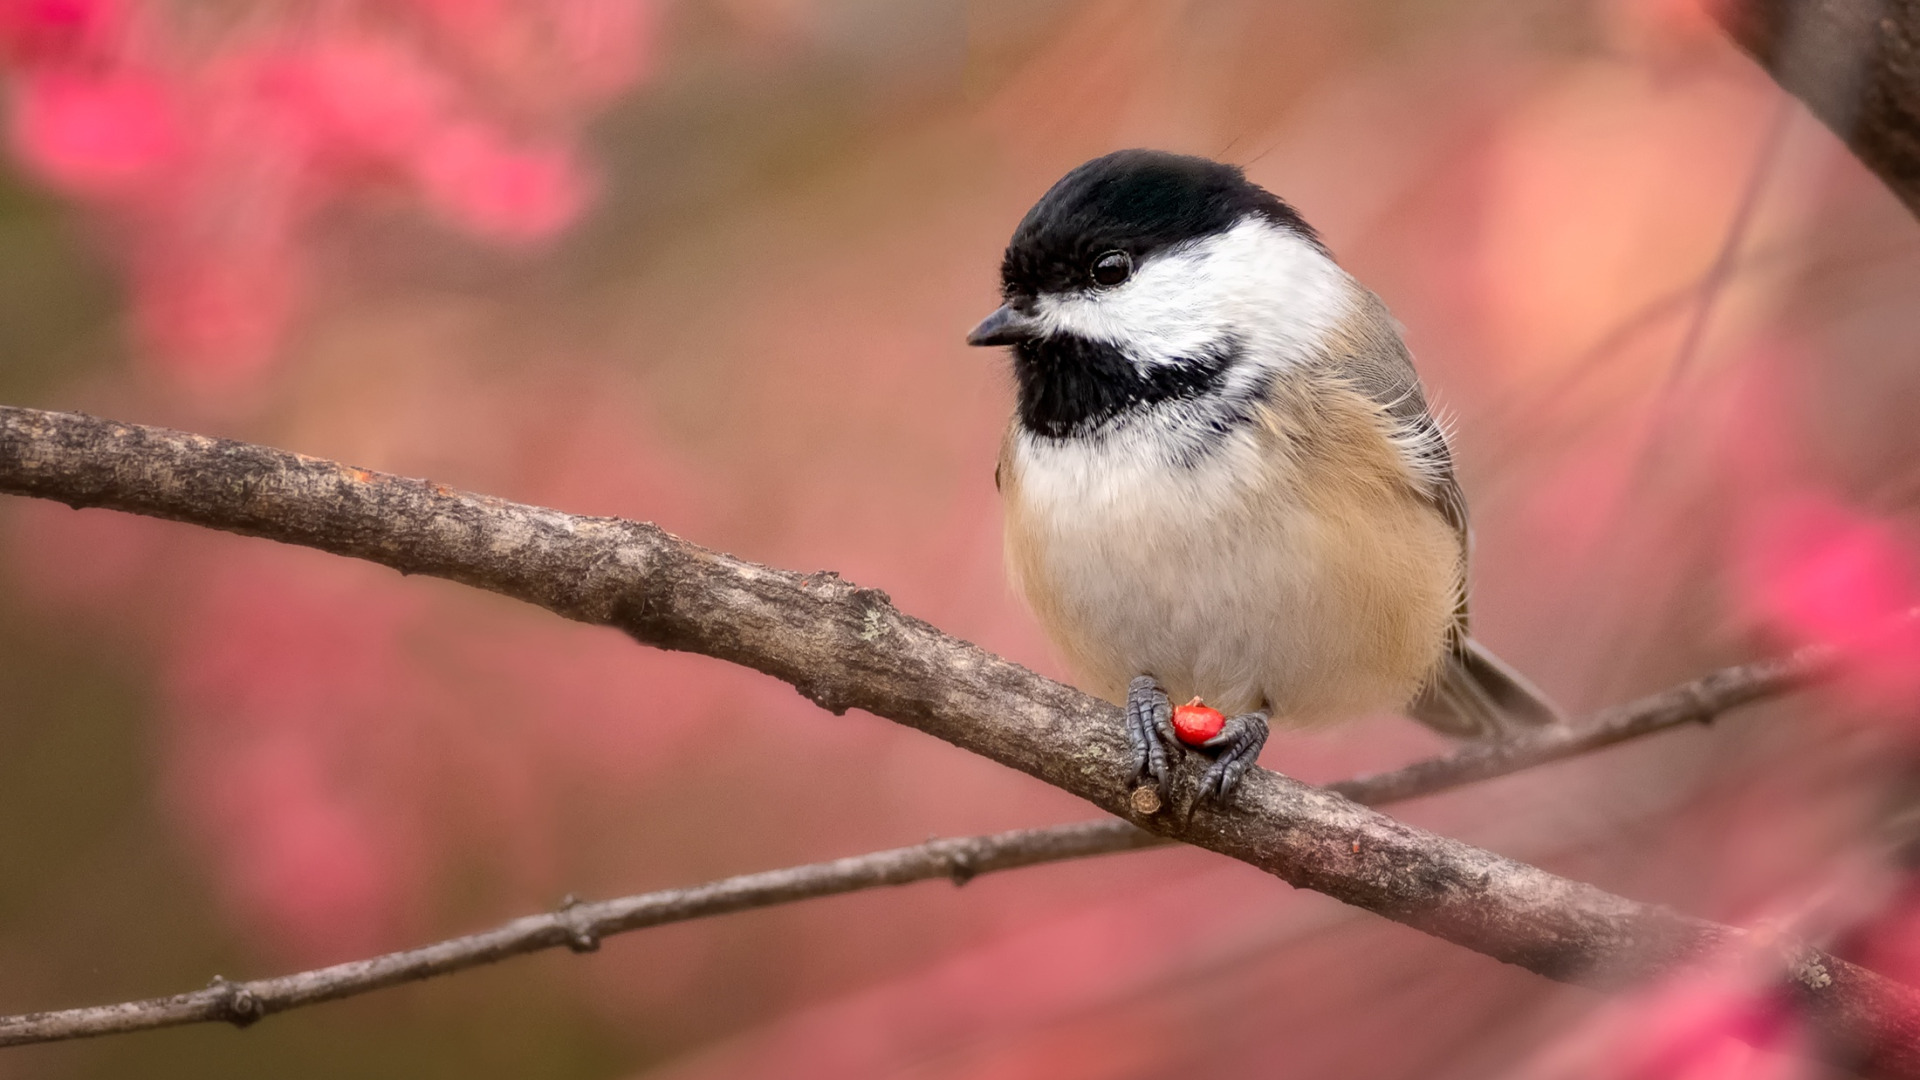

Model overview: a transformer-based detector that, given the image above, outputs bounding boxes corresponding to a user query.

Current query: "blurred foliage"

[0,1,1918,1079]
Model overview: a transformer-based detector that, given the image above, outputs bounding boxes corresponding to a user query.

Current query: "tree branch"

[1326,640,1831,804]
[1,405,1915,1075]
[0,640,1836,1048]
[1714,0,1920,217]
[0,822,1164,1046]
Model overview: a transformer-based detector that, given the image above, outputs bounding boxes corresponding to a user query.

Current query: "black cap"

[997,149,1321,299]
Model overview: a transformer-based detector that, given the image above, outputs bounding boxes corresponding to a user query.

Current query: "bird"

[967,149,1562,805]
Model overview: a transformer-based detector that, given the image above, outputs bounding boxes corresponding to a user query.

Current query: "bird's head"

[970,150,1345,441]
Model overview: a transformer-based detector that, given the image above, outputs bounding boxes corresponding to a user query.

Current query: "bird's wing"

[1335,290,1564,737]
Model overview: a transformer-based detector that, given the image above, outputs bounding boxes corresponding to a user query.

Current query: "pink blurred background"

[1,0,1918,1077]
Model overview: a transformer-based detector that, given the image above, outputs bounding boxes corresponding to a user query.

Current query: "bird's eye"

[1091,250,1132,287]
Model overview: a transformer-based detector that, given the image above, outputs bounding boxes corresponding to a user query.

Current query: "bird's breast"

[1000,387,1458,722]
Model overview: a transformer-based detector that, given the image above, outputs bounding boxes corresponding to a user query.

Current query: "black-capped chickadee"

[968,149,1562,804]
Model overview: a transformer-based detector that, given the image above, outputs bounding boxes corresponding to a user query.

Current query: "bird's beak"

[966,304,1043,347]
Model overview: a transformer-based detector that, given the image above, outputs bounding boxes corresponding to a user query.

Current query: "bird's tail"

[1409,636,1565,739]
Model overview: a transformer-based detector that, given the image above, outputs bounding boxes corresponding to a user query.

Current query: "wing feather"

[1331,290,1563,736]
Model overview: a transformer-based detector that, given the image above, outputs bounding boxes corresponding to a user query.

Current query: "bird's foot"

[1125,675,1179,789]
[1195,711,1269,806]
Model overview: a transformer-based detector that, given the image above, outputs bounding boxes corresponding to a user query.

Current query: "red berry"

[1170,698,1225,746]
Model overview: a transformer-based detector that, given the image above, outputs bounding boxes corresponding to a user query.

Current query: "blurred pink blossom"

[210,739,414,962]
[0,0,658,380]
[163,567,438,961]
[9,69,178,194]
[248,36,453,174]
[407,0,656,107]
[0,0,119,65]
[1521,969,1806,1080]
[413,122,592,241]
[1678,360,1920,715]
[1740,494,1920,713]
[131,233,305,379]
[649,865,1280,1080]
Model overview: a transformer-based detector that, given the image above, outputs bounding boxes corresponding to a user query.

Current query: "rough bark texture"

[1716,0,1920,216]
[2,405,1918,1074]
[0,639,1834,1048]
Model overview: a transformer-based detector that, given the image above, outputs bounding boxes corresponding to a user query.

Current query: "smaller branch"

[0,639,1837,1050]
[1332,640,1833,805]
[0,823,1162,1047]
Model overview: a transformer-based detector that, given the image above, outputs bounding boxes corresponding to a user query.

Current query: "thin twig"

[1658,95,1794,394]
[1329,640,1833,805]
[0,639,1837,1048]
[0,823,1165,1046]
[3,407,1918,1077]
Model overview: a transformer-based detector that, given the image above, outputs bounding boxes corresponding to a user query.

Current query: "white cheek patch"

[1031,217,1353,373]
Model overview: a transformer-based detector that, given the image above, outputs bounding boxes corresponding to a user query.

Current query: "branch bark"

[1715,0,1920,216]
[0,640,1834,1048]
[1,405,1916,1074]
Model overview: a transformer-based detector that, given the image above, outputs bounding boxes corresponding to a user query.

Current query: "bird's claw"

[1125,675,1177,787]
[1195,711,1269,805]
[1126,678,1267,807]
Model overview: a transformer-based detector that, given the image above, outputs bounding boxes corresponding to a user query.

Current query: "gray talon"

[1197,711,1269,805]
[1125,675,1175,787]
[1151,703,1180,749]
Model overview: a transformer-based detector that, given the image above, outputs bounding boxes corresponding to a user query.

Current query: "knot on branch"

[944,847,977,886]
[1683,682,1720,725]
[794,678,849,716]
[1791,952,1834,991]
[207,976,263,1028]
[799,570,892,610]
[1761,928,1835,992]
[557,894,601,954]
